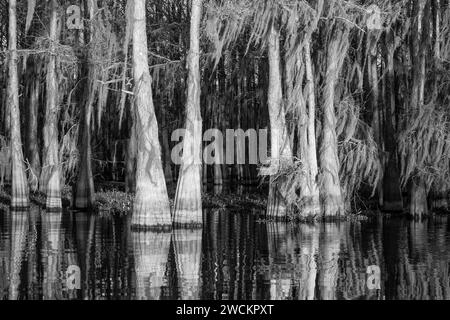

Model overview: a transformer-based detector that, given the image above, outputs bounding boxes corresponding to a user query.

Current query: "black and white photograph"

[0,0,450,306]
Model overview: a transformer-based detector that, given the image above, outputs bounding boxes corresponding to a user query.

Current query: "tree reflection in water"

[1,209,450,300]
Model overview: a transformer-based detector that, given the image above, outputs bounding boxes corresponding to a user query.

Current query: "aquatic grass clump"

[202,190,267,212]
[94,190,134,216]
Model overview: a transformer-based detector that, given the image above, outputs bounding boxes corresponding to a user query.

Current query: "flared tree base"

[74,181,94,210]
[10,192,29,210]
[11,164,30,210]
[299,195,321,220]
[132,189,172,229]
[322,193,345,219]
[74,168,94,210]
[174,165,203,227]
[39,167,62,210]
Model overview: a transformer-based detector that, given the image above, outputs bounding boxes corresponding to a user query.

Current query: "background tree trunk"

[75,0,96,210]
[25,64,41,192]
[125,113,137,193]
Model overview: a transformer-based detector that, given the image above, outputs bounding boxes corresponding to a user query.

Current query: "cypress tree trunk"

[8,0,29,209]
[382,29,403,212]
[319,27,348,218]
[75,1,96,210]
[131,0,171,228]
[161,104,174,185]
[26,63,41,192]
[173,0,203,227]
[266,23,293,219]
[300,41,321,217]
[408,0,428,218]
[40,0,62,210]
[368,29,383,207]
[75,85,94,209]
[213,60,225,194]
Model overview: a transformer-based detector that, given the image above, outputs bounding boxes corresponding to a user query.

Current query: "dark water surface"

[1,208,450,300]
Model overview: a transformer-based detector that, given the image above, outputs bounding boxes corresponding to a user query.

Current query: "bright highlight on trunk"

[40,0,62,210]
[266,22,293,220]
[319,27,349,218]
[8,0,29,210]
[173,0,203,227]
[131,0,172,229]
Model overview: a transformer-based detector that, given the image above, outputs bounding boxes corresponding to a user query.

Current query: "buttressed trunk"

[266,22,293,219]
[40,0,62,210]
[300,42,321,217]
[131,0,172,228]
[319,27,348,218]
[8,0,29,209]
[173,0,203,227]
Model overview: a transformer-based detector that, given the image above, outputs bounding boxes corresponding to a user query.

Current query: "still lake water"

[1,208,450,300]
